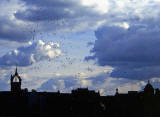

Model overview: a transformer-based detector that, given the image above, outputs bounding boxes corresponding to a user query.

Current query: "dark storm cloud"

[0,17,32,42]
[0,0,34,42]
[15,0,100,22]
[2,0,160,42]
[14,0,106,34]
[15,7,75,22]
[20,0,76,7]
[86,21,160,79]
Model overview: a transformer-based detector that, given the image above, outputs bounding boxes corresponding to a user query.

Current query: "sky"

[1,0,160,95]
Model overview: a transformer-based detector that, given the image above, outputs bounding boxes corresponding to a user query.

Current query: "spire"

[15,65,18,75]
[148,80,150,84]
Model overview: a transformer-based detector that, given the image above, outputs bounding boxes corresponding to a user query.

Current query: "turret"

[10,67,22,92]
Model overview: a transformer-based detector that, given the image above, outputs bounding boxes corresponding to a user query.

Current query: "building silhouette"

[0,67,160,117]
[10,66,22,92]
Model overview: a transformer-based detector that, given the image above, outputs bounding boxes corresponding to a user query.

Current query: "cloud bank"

[37,72,147,95]
[0,40,61,66]
[1,0,160,42]
[0,0,108,42]
[86,21,160,80]
[0,0,33,42]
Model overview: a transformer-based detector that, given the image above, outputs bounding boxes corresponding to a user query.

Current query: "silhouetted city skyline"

[0,67,159,117]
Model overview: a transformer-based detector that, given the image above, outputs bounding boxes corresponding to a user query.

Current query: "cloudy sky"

[1,0,160,95]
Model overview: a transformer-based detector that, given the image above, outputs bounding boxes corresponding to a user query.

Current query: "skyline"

[1,0,160,95]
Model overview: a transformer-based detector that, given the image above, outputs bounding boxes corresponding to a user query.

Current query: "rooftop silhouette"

[0,67,160,117]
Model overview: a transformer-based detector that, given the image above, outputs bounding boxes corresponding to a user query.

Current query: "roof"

[144,80,154,90]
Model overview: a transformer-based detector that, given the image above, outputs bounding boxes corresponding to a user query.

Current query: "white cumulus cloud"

[0,40,61,66]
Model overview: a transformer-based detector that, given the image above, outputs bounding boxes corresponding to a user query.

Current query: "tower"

[10,67,22,92]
